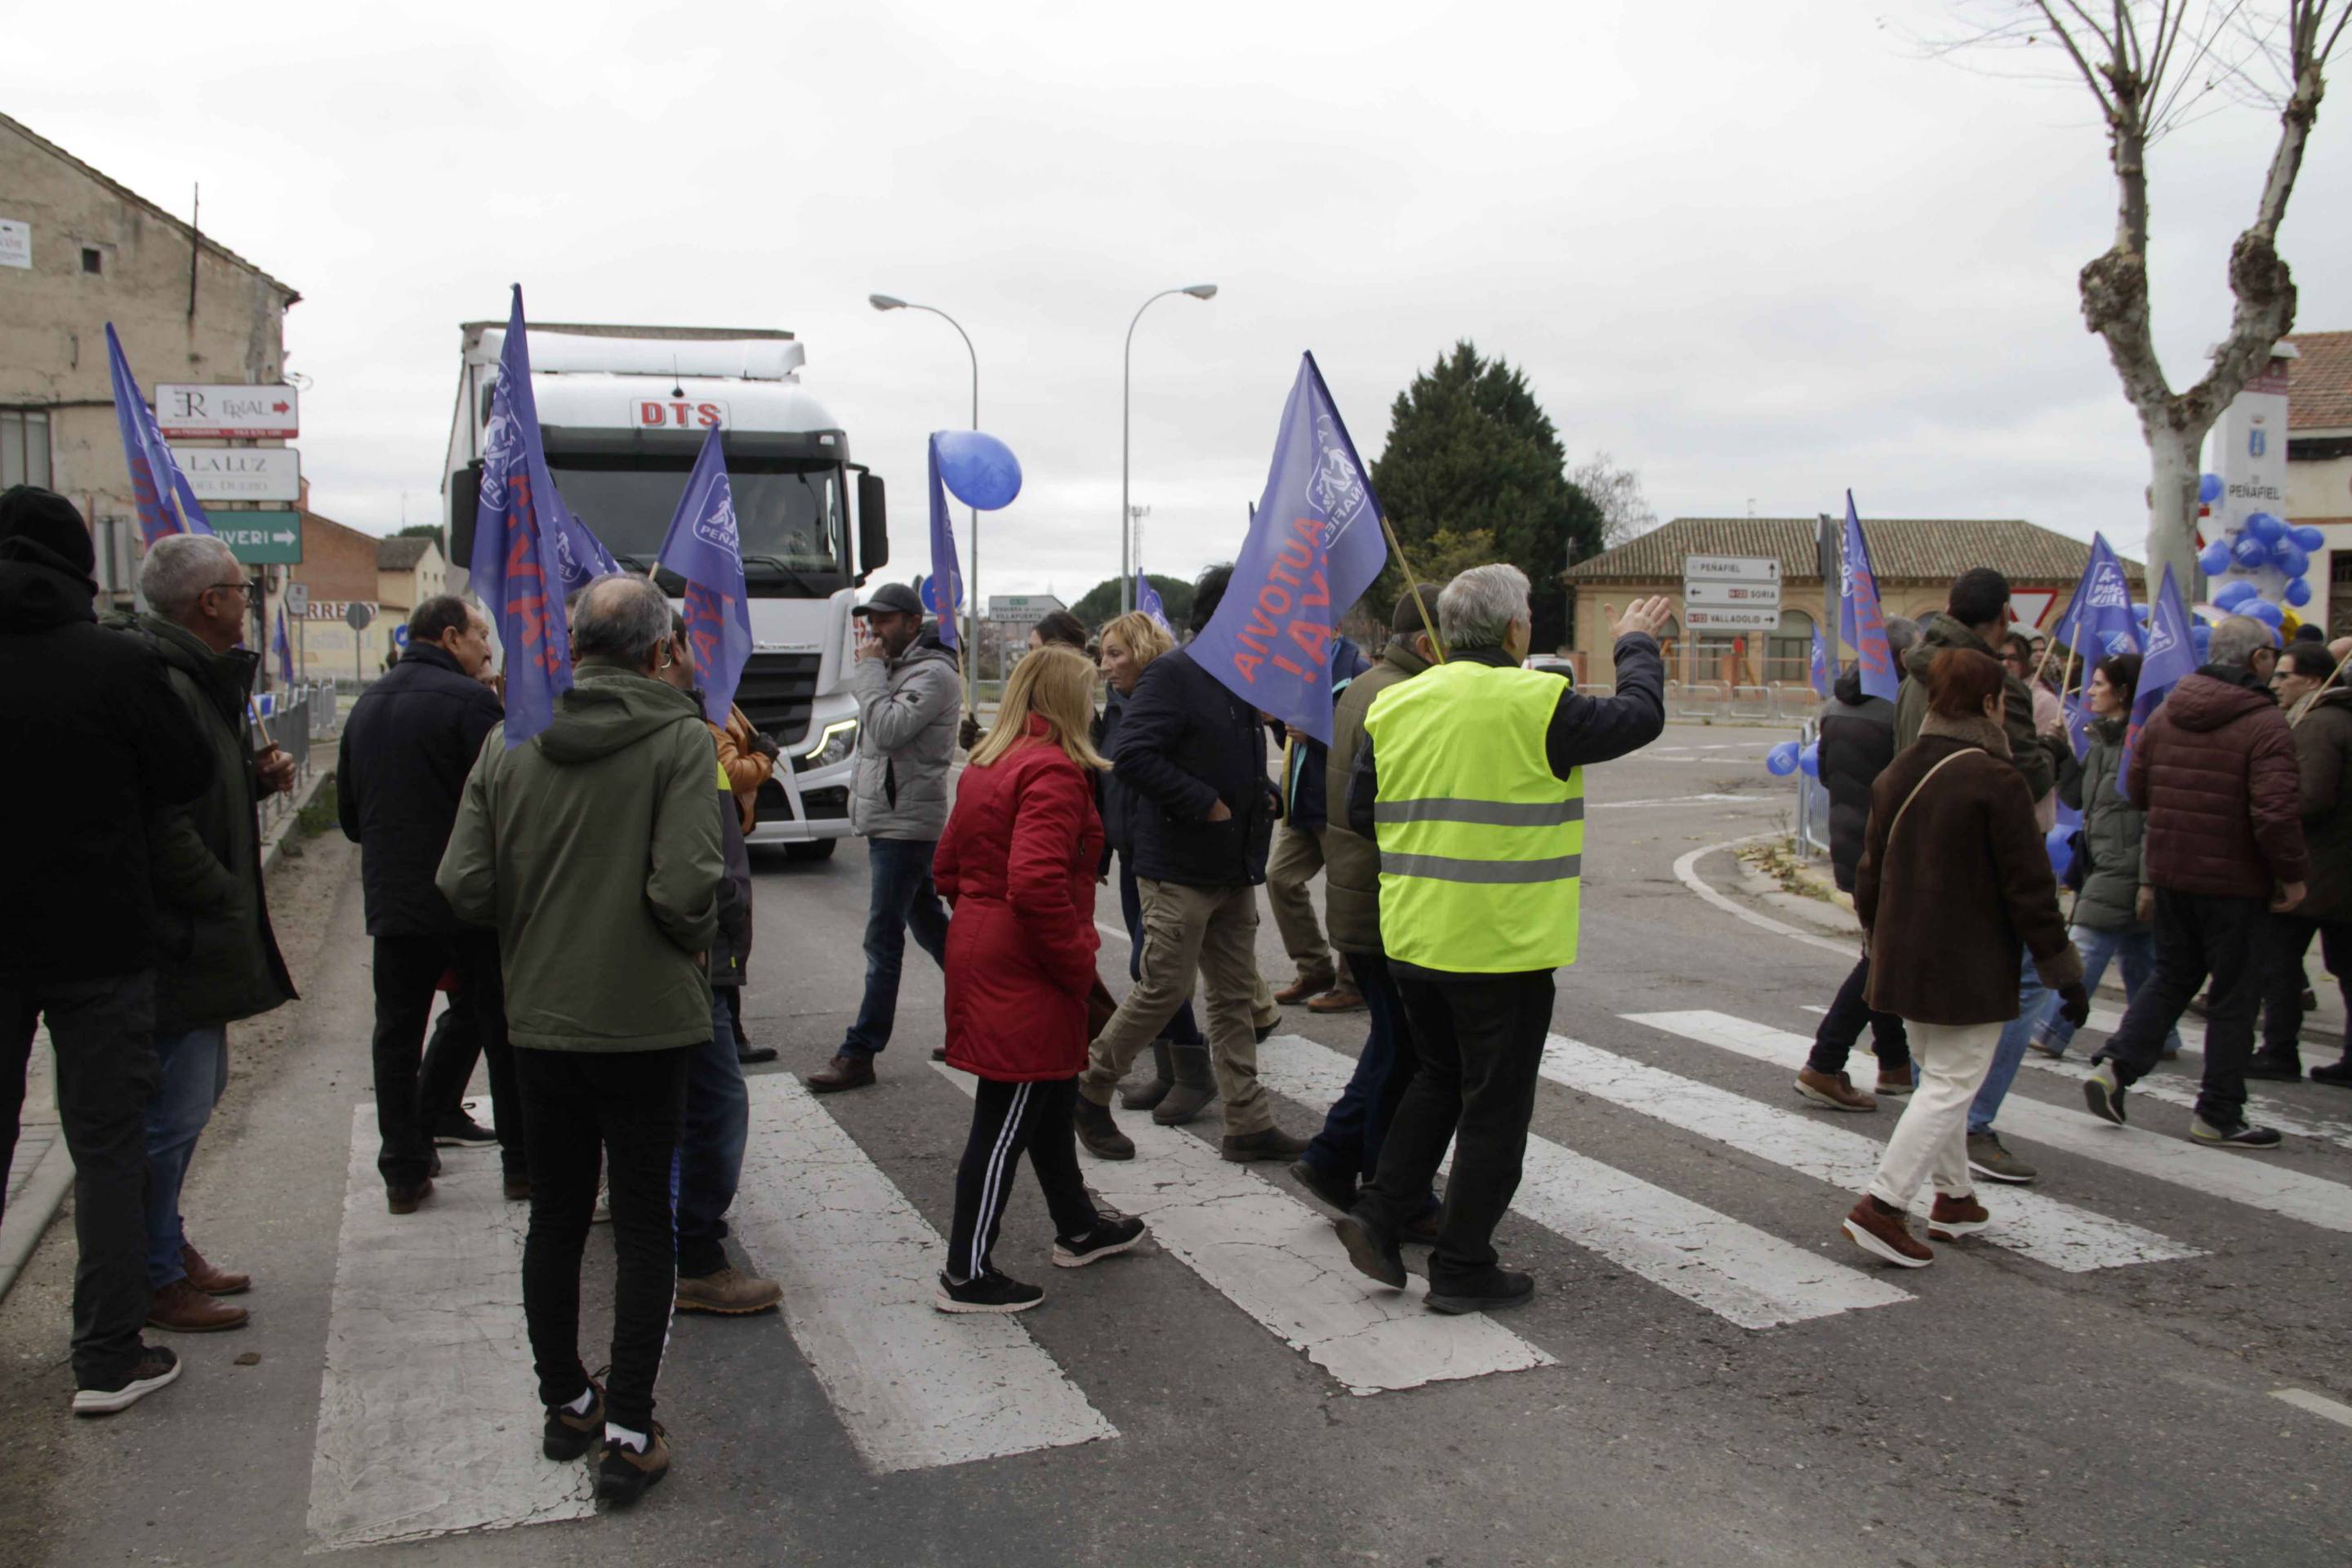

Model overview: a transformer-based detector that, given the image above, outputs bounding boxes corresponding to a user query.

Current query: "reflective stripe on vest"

[1363,660,1583,973]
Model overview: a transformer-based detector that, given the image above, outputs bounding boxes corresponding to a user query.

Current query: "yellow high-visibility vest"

[1363,660,1583,973]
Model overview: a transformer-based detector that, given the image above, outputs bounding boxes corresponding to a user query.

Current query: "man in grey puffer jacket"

[811,581,964,1091]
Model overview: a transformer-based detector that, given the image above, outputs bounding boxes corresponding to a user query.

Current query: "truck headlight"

[802,719,858,769]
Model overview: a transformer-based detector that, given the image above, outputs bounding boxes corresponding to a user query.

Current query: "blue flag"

[2062,692,2096,761]
[1809,623,1833,698]
[1137,568,1171,633]
[273,604,294,688]
[547,498,621,600]
[922,436,964,651]
[2120,566,2198,795]
[1838,492,1895,702]
[2051,532,2141,661]
[653,424,753,726]
[1190,354,1390,745]
[467,286,574,747]
[105,324,213,546]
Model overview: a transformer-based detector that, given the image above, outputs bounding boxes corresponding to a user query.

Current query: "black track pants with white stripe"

[946,1075,1101,1283]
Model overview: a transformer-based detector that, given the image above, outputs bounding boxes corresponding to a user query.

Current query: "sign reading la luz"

[216,511,303,565]
[176,447,301,502]
[1682,555,1780,631]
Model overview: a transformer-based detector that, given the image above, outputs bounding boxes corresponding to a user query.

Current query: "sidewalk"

[0,764,333,1303]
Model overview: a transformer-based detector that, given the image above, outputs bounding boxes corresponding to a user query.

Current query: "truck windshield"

[544,457,845,588]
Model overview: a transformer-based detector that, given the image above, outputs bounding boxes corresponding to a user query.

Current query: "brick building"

[2283,331,2352,637]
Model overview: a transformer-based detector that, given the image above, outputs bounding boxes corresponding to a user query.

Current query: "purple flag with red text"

[1189,354,1389,745]
[653,423,752,726]
[467,286,573,746]
[2119,565,2197,795]
[105,324,213,545]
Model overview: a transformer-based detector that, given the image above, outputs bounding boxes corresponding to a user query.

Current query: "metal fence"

[1793,716,1831,860]
[251,683,336,835]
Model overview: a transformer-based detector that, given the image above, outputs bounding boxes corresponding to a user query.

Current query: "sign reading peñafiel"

[154,384,300,439]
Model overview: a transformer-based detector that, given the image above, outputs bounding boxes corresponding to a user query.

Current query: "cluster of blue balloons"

[1766,741,1820,778]
[2194,471,2321,617]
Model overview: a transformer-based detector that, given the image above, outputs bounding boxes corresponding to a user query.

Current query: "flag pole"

[1379,514,1447,665]
[2292,647,2352,728]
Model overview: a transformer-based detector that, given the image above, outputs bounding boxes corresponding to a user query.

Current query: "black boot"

[2311,1054,2352,1089]
[2244,1049,2304,1082]
[1152,1043,1216,1125]
[1073,1094,1134,1160]
[1120,1040,1176,1111]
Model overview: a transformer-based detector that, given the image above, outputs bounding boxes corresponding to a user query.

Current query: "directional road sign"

[176,446,301,502]
[154,384,300,439]
[216,511,304,565]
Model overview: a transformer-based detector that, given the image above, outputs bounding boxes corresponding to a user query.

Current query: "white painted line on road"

[1629,1012,2352,1236]
[1588,794,1772,810]
[731,1074,1116,1472]
[1541,1035,2195,1272]
[307,1107,593,1550]
[2273,1388,2352,1430]
[1256,1036,1909,1330]
[1670,838,1855,957]
[929,1062,1554,1396]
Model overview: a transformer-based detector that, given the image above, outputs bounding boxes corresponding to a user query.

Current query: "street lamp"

[870,292,980,702]
[1122,283,1218,616]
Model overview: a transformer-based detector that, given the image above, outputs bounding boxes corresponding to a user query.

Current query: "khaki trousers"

[1867,1019,2001,1210]
[1264,822,1337,991]
[1080,878,1272,1134]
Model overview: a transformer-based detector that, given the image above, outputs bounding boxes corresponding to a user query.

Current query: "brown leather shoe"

[1927,1192,1991,1241]
[1842,1197,1932,1268]
[808,1053,876,1094]
[1795,1067,1878,1112]
[1272,976,1331,1005]
[387,1178,434,1215]
[180,1242,250,1296]
[676,1265,782,1315]
[1307,986,1366,1014]
[148,1278,249,1333]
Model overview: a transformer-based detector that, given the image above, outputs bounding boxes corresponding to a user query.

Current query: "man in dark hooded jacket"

[0,488,212,1414]
[1796,619,1918,1113]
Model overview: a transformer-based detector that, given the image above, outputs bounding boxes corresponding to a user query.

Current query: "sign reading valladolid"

[154,384,301,439]
[176,447,301,502]
[1682,555,1780,631]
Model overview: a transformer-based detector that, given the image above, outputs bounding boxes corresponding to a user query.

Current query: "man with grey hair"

[115,532,297,1336]
[2083,614,2307,1148]
[438,573,723,1504]
[1334,564,1668,1314]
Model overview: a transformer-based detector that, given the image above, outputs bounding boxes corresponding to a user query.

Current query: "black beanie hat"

[0,486,96,577]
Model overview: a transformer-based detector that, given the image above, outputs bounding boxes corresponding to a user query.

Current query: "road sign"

[2011,590,2058,629]
[345,601,375,631]
[285,581,310,614]
[987,594,1067,628]
[392,625,410,649]
[154,384,300,439]
[1682,555,1781,586]
[1683,606,1782,632]
[216,511,304,565]
[1682,581,1782,607]
[176,446,301,501]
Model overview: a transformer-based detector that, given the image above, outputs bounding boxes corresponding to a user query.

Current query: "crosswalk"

[301,991,2352,1550]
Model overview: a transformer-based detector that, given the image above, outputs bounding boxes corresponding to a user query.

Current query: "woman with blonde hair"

[932,645,1147,1312]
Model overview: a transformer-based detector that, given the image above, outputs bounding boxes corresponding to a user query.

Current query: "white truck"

[443,321,889,858]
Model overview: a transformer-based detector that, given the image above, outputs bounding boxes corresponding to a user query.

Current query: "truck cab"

[444,323,886,856]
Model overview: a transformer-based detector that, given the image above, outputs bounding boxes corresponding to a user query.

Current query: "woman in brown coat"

[1843,648,2091,1267]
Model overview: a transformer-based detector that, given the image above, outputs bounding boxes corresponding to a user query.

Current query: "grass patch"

[1738,836,1833,902]
[297,773,339,839]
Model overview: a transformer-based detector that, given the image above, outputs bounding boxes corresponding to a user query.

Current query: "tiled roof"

[1567,517,2146,586]
[2285,332,2352,431]
[376,536,439,570]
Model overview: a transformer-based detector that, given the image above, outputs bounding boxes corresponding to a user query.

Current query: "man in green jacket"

[436,575,722,1507]
[119,535,298,1338]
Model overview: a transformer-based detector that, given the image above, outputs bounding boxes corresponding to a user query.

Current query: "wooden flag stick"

[2292,647,2352,728]
[1379,514,1447,664]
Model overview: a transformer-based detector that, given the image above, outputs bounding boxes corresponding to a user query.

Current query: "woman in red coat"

[933,645,1149,1313]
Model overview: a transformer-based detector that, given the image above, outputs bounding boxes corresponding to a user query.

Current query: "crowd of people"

[2,479,2347,1508]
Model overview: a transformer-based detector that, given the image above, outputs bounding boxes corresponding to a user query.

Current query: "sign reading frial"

[154,383,301,439]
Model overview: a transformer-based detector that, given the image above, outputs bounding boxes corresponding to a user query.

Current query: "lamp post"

[870,293,980,699]
[1121,283,1218,616]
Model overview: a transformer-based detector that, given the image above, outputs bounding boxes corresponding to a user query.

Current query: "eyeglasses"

[205,580,254,598]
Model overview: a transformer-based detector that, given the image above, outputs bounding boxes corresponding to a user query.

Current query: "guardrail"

[1793,716,1831,860]
[252,684,333,835]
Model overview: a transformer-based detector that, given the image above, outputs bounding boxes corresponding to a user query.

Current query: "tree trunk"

[2142,414,2206,601]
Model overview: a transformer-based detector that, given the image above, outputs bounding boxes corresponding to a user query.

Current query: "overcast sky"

[15,1,2350,601]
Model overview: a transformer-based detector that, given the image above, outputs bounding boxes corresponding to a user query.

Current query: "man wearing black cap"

[0,487,213,1414]
[809,581,964,1091]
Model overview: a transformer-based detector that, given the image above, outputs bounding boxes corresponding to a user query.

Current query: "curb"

[0,764,332,1307]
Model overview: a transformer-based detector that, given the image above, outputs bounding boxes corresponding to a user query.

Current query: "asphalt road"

[3,720,2349,1568]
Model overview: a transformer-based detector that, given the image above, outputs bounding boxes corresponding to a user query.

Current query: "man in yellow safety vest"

[1333,564,1670,1315]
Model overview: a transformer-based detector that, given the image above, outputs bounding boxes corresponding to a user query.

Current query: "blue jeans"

[1117,853,1200,1045]
[843,837,951,1058]
[1970,955,2047,1135]
[677,993,747,1278]
[145,1026,228,1290]
[2033,925,2182,1058]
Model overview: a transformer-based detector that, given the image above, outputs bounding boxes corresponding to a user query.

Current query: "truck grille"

[736,652,823,746]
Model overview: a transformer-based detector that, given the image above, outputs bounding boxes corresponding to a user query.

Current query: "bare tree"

[1568,451,1659,548]
[1933,2,2347,594]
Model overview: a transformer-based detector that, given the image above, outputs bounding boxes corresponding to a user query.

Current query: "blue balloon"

[2292,525,2327,552]
[2045,825,2073,880]
[2191,623,2213,649]
[2233,535,2272,569]
[2247,512,2286,544]
[1799,742,1820,779]
[2214,579,2258,608]
[932,430,1024,511]
[2245,598,2285,626]
[2199,473,2224,505]
[1766,741,1800,777]
[2277,544,2310,578]
[2286,576,2314,608]
[2198,541,2234,575]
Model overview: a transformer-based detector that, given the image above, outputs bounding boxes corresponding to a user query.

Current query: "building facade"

[2283,331,2352,639]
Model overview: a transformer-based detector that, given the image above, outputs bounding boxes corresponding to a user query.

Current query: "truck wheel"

[782,840,837,862]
